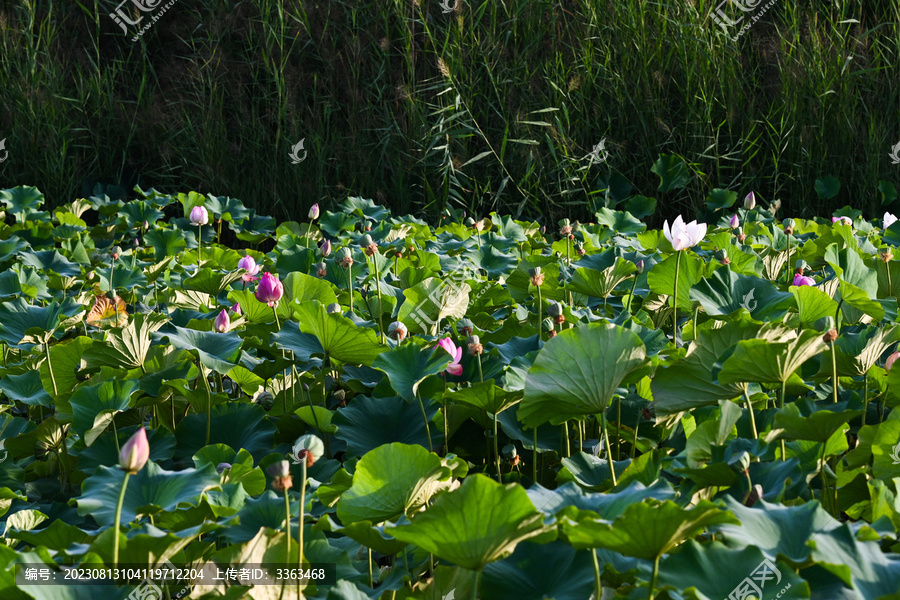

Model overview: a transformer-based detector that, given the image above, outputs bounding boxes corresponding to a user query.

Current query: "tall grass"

[0,0,898,224]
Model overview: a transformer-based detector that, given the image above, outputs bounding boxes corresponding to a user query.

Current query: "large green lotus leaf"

[519,323,650,427]
[569,258,637,299]
[810,524,900,599]
[334,395,440,456]
[594,207,646,234]
[838,279,886,322]
[76,461,219,528]
[506,257,566,303]
[18,250,81,278]
[82,312,169,370]
[0,238,29,264]
[145,228,187,261]
[465,245,518,278]
[773,399,860,442]
[718,326,828,386]
[118,200,164,227]
[295,301,385,365]
[819,326,900,378]
[527,479,675,519]
[0,297,72,346]
[646,250,705,310]
[153,324,242,374]
[98,264,147,292]
[337,443,453,524]
[386,474,551,571]
[174,402,277,463]
[227,289,293,324]
[396,277,471,335]
[282,271,339,307]
[690,265,794,319]
[204,194,251,223]
[792,285,840,329]
[824,243,878,294]
[713,497,839,565]
[651,154,691,192]
[372,343,452,402]
[0,370,53,406]
[193,445,265,496]
[205,482,250,517]
[0,270,24,299]
[0,185,44,219]
[657,540,809,600]
[221,490,287,544]
[183,267,244,297]
[5,519,94,550]
[446,381,520,415]
[557,452,633,491]
[328,518,407,556]
[652,321,758,415]
[557,499,739,558]
[73,425,175,474]
[70,379,139,446]
[270,324,325,363]
[481,540,595,600]
[39,336,93,404]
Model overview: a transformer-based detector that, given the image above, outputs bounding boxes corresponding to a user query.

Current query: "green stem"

[473,569,482,600]
[299,460,307,600]
[368,547,374,587]
[830,341,839,404]
[532,426,538,483]
[561,422,570,458]
[649,555,660,600]
[200,362,212,446]
[198,224,202,264]
[743,388,758,439]
[113,472,131,568]
[672,250,682,345]
[44,341,58,397]
[368,255,385,344]
[862,373,868,427]
[780,379,787,462]
[785,234,791,285]
[348,263,354,313]
[493,412,501,482]
[284,487,291,564]
[628,273,638,313]
[602,412,616,486]
[632,412,640,459]
[476,353,484,384]
[416,393,433,452]
[273,305,281,331]
[615,396,622,461]
[591,549,602,600]
[536,285,543,341]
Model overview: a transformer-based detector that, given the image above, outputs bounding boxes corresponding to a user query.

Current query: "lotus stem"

[44,341,58,397]
[862,374,868,427]
[649,555,660,600]
[785,233,791,285]
[367,254,385,344]
[273,305,281,331]
[298,460,307,600]
[628,272,638,314]
[536,285,542,341]
[476,353,484,383]
[113,472,131,568]
[632,412,640,459]
[284,486,291,564]
[532,427,538,483]
[416,392,433,452]
[616,397,622,461]
[348,263,354,313]
[197,224,202,264]
[672,250,682,345]
[473,569,482,600]
[493,412,501,481]
[591,549,602,600]
[368,547,374,587]
[601,412,616,486]
[743,388,758,439]
[561,422,569,458]
[830,341,839,403]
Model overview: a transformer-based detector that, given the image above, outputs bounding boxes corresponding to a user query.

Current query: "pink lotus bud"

[230,303,242,316]
[308,203,320,220]
[832,216,852,226]
[792,273,815,286]
[238,255,260,282]
[255,272,284,308]
[744,192,756,210]
[887,351,900,372]
[215,309,230,333]
[119,427,150,475]
[190,206,209,226]
[729,214,739,229]
[321,239,332,257]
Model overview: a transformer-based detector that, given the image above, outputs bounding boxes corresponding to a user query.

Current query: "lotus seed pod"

[326,303,341,314]
[547,301,563,318]
[542,317,555,332]
[466,335,483,356]
[502,444,517,459]
[254,390,275,410]
[465,217,476,227]
[795,259,808,271]
[336,247,354,268]
[315,262,327,277]
[457,318,474,336]
[216,462,232,474]
[359,234,373,247]
[823,329,838,343]
[881,251,894,263]
[388,321,407,341]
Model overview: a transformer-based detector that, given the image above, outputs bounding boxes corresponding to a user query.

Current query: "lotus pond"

[1,186,899,600]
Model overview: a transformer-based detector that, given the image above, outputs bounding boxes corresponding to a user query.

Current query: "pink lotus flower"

[437,337,463,376]
[238,255,260,282]
[793,273,815,286]
[308,203,320,220]
[255,272,284,308]
[886,351,900,372]
[215,309,230,333]
[190,206,209,226]
[729,214,739,229]
[119,427,150,474]
[832,216,852,226]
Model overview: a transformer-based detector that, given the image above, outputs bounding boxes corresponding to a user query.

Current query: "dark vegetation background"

[0,0,898,225]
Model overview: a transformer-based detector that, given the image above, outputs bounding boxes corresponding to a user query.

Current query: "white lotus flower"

[885,212,898,229]
[663,215,707,251]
